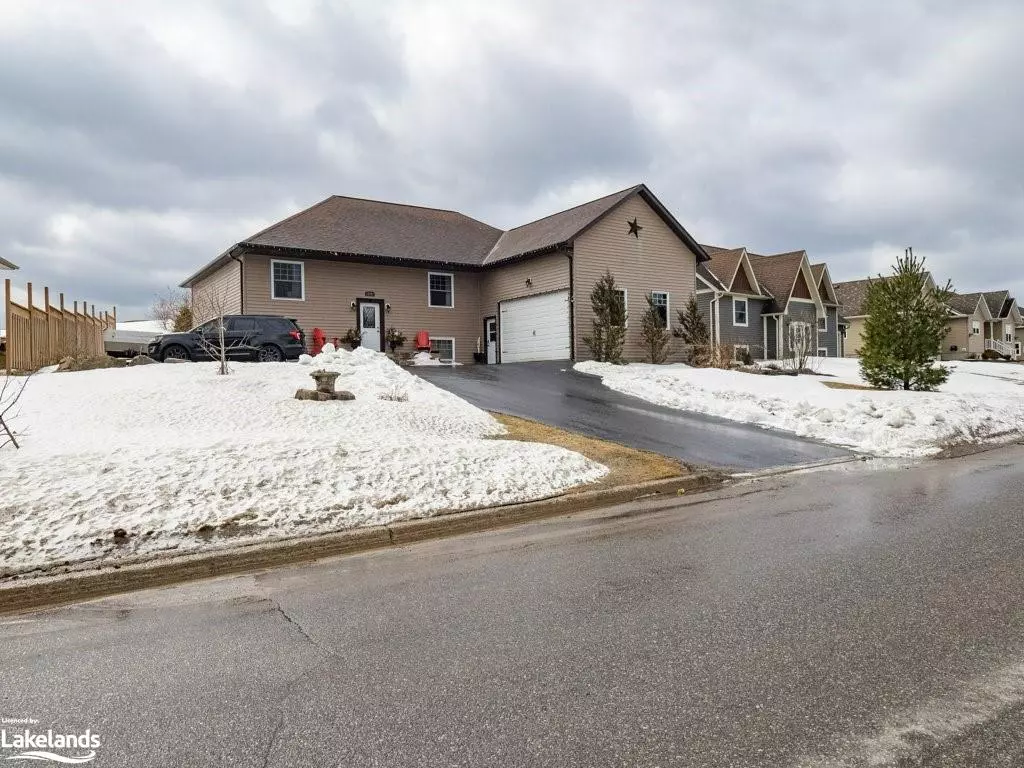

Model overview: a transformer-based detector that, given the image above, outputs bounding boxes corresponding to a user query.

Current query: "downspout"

[714,292,722,345]
[230,251,245,314]
[567,249,575,361]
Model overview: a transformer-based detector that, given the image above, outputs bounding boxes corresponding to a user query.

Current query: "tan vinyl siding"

[844,317,867,357]
[572,196,698,362]
[941,317,971,360]
[191,259,242,322]
[480,251,570,319]
[242,254,482,363]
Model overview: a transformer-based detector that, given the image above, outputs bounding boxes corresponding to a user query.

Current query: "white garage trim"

[499,289,571,363]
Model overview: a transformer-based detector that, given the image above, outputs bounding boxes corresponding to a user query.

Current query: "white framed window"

[818,315,827,332]
[733,344,750,362]
[733,297,748,327]
[817,347,828,357]
[614,288,628,328]
[429,336,455,363]
[428,272,454,308]
[270,260,304,301]
[971,320,981,335]
[650,291,669,329]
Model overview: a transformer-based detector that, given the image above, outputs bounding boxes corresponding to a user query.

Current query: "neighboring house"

[836,277,1020,361]
[833,273,941,358]
[979,290,1021,360]
[810,262,847,358]
[943,292,992,360]
[697,246,834,359]
[695,246,772,360]
[181,184,710,364]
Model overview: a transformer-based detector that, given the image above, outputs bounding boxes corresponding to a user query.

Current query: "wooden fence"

[4,279,116,373]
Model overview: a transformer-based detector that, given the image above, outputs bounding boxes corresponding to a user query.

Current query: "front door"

[485,317,497,364]
[358,301,382,351]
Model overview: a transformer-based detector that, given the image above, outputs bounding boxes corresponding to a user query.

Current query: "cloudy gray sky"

[2,0,1022,320]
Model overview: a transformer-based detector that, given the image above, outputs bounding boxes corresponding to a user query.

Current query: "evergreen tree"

[640,293,670,363]
[582,270,627,363]
[172,303,194,332]
[859,248,953,391]
[673,295,710,366]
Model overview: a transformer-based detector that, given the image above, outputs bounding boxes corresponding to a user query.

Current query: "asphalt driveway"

[413,361,850,470]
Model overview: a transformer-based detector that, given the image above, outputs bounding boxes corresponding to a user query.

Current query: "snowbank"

[0,347,605,576]
[576,357,1024,457]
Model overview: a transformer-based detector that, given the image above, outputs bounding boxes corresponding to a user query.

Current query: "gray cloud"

[0,0,1021,319]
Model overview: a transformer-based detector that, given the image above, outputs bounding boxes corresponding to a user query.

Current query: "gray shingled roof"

[810,263,837,304]
[0,257,17,270]
[833,277,874,317]
[483,186,639,265]
[981,290,1011,319]
[244,196,503,267]
[698,245,746,291]
[946,292,986,316]
[749,250,808,313]
[696,262,727,290]
[182,184,710,286]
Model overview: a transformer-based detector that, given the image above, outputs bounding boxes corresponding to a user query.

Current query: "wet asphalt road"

[3,448,1024,767]
[412,361,849,469]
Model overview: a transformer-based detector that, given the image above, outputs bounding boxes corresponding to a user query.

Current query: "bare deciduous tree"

[193,285,231,375]
[782,320,816,372]
[150,288,191,332]
[0,372,32,450]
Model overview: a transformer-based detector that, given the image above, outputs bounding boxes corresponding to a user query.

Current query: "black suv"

[147,315,306,363]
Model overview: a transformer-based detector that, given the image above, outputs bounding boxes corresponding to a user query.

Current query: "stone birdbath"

[310,369,341,393]
[295,369,355,402]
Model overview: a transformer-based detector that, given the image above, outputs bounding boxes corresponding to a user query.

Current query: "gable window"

[650,291,669,328]
[971,321,981,335]
[271,260,304,301]
[430,336,455,363]
[428,272,454,308]
[613,288,628,327]
[818,315,828,332]
[733,297,748,327]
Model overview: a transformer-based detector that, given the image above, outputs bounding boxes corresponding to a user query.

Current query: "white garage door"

[499,290,571,363]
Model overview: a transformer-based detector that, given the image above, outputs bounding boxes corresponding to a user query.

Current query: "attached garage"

[499,290,571,362]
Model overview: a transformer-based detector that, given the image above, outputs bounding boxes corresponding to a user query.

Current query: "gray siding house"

[698,246,837,360]
[695,247,772,359]
[811,263,846,357]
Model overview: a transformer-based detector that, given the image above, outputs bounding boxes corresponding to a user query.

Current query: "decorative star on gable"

[627,218,642,238]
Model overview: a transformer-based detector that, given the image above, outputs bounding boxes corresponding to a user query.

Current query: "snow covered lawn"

[576,358,1024,458]
[0,347,605,577]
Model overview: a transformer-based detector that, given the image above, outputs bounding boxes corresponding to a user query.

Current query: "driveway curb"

[0,472,723,616]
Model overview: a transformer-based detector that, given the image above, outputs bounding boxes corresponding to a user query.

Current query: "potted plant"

[385,328,407,356]
[341,328,361,350]
[472,336,486,364]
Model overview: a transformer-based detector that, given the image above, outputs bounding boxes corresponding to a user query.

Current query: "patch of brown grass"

[490,413,688,491]
[821,381,877,391]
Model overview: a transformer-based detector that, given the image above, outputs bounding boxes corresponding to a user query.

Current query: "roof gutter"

[230,251,245,314]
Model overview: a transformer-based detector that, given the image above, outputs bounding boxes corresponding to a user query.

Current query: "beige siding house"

[835,278,1021,361]
[943,293,992,360]
[573,196,699,362]
[182,184,709,364]
[834,273,938,358]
